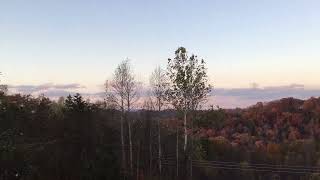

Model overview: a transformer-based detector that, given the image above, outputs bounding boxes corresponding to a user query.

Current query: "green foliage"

[196,108,226,129]
[166,47,211,111]
[191,138,206,160]
[0,93,120,179]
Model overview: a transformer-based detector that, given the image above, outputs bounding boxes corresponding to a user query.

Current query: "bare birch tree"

[109,59,139,175]
[150,66,168,178]
[108,63,127,175]
[142,96,155,111]
[104,80,117,110]
[150,66,168,111]
[123,60,139,175]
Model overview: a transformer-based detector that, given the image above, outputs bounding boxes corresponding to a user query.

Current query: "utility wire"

[159,158,320,174]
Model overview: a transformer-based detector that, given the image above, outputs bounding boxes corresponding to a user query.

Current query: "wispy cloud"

[210,84,319,108]
[9,83,85,95]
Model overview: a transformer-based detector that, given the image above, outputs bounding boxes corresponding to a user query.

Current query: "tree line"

[2,48,320,180]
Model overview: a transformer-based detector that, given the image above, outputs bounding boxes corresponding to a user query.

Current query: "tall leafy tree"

[166,47,211,152]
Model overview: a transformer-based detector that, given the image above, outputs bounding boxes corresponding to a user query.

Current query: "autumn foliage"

[189,97,320,151]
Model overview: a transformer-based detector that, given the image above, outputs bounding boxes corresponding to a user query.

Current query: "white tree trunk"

[127,98,133,176]
[120,107,126,173]
[190,112,194,180]
[183,110,187,152]
[128,119,133,174]
[136,142,140,180]
[157,99,162,179]
[149,120,152,178]
[158,118,162,178]
[176,126,179,179]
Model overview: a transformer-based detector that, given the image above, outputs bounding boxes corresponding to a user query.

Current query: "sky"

[1,0,320,108]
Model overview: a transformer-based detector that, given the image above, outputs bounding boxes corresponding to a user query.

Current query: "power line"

[159,158,320,174]
[192,159,320,169]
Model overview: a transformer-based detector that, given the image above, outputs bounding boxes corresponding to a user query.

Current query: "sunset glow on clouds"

[7,83,320,108]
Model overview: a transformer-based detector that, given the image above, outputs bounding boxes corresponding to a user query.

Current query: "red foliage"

[163,97,320,150]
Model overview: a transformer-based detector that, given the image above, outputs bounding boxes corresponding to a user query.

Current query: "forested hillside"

[2,91,320,180]
[194,97,320,146]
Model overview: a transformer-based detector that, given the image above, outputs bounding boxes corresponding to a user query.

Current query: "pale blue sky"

[1,0,320,92]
